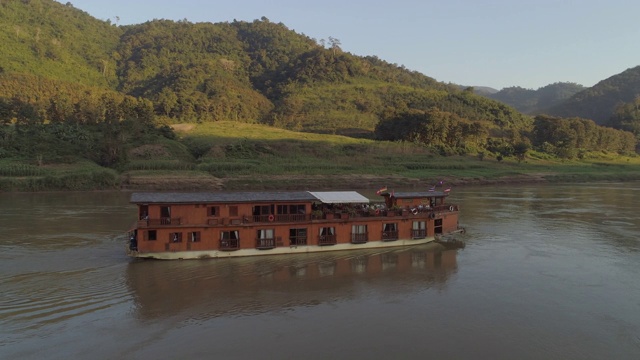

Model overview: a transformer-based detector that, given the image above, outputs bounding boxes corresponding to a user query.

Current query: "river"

[1,183,639,359]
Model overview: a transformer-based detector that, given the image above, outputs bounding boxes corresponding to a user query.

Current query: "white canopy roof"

[308,191,370,204]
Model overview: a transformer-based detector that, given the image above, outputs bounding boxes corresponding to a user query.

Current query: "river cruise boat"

[127,190,461,260]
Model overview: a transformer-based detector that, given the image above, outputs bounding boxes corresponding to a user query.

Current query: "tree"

[328,36,341,56]
[513,141,530,163]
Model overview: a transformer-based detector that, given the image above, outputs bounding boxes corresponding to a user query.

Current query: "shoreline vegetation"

[1,122,639,192]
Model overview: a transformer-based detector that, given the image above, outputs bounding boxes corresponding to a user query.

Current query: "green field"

[2,121,640,191]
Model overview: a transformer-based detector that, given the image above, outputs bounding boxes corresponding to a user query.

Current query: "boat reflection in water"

[126,243,459,321]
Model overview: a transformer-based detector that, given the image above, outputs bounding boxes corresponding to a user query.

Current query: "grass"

[0,160,119,191]
[3,121,640,191]
[162,122,640,187]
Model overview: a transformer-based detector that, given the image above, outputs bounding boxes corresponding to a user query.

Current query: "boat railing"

[411,229,427,239]
[382,230,399,241]
[146,217,181,226]
[351,233,368,244]
[278,214,308,222]
[256,237,276,250]
[251,214,309,223]
[433,204,458,212]
[289,236,307,246]
[318,234,337,246]
[219,238,240,251]
[340,206,439,219]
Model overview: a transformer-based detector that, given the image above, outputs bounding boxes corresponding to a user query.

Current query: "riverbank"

[118,170,640,192]
[3,159,640,192]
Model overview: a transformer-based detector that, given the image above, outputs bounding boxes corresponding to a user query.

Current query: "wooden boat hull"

[128,237,436,260]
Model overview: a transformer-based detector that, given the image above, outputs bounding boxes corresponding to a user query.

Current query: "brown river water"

[1,183,640,359]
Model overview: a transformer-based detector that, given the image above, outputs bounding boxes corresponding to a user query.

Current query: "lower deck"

[128,236,437,260]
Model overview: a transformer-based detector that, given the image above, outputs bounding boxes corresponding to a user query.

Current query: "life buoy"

[411,208,418,215]
[449,206,454,212]
[268,214,275,222]
[429,213,436,219]
[375,209,380,216]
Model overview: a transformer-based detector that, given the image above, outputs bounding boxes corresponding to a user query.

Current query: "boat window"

[188,232,201,242]
[412,221,426,230]
[160,206,171,218]
[319,227,335,236]
[253,205,270,216]
[170,232,182,243]
[208,206,219,217]
[257,229,274,239]
[139,205,148,220]
[146,230,157,241]
[276,204,306,214]
[383,223,397,231]
[229,206,238,217]
[221,230,239,240]
[352,225,367,234]
[289,228,307,245]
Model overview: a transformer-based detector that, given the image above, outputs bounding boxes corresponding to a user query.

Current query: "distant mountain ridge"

[542,66,640,124]
[478,67,640,126]
[483,82,586,115]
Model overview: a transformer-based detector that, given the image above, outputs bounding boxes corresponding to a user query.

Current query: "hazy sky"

[61,0,640,90]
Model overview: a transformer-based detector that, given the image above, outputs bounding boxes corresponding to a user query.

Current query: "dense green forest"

[0,0,638,192]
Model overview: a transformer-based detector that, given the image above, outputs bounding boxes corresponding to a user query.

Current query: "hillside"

[1,0,638,138]
[0,0,121,87]
[0,0,530,138]
[543,66,640,124]
[0,0,637,185]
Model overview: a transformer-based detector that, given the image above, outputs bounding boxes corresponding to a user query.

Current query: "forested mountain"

[543,66,640,124]
[0,0,122,87]
[0,0,637,168]
[0,0,528,137]
[486,82,585,114]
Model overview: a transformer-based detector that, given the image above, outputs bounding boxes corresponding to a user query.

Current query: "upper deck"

[130,190,453,228]
[130,190,448,205]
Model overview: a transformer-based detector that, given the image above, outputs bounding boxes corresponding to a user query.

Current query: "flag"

[444,187,451,193]
[376,186,388,195]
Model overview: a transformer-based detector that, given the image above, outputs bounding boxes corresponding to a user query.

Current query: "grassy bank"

[0,160,119,191]
[2,122,640,191]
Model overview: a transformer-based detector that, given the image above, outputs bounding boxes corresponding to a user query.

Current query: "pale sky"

[60,0,640,90]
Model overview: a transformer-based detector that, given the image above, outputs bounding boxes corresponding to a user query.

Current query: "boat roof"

[130,191,316,204]
[391,191,448,198]
[130,191,370,204]
[308,191,370,204]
